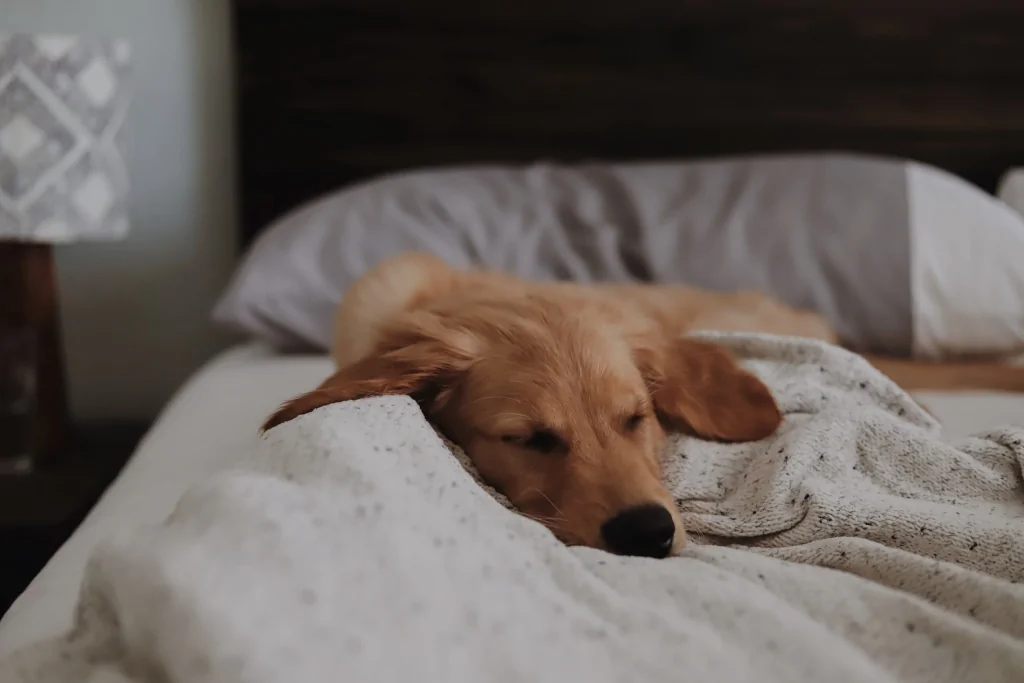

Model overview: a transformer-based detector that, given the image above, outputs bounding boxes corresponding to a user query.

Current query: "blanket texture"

[3,334,1024,683]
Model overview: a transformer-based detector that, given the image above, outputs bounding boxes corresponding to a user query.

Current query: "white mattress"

[1,342,1023,655]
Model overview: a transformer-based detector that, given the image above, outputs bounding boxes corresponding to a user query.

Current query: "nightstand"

[0,420,149,616]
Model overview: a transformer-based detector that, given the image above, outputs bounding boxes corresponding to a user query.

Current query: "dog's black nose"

[601,504,675,558]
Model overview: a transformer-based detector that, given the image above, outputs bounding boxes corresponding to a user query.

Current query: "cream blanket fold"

[3,334,1023,683]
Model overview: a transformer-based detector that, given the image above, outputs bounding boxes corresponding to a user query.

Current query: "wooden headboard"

[233,0,1024,245]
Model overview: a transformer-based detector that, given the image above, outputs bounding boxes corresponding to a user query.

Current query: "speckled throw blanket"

[3,334,1024,683]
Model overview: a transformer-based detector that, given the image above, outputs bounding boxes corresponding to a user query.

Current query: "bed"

[4,0,1024,679]
[0,340,1021,656]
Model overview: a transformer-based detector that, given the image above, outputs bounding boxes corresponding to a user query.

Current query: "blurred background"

[1,0,237,421]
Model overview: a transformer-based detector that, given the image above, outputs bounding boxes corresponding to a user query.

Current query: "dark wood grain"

[234,0,1024,245]
[0,243,69,466]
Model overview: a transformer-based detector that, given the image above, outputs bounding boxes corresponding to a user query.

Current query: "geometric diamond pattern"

[76,58,117,108]
[0,114,44,161]
[0,33,132,242]
[72,172,115,223]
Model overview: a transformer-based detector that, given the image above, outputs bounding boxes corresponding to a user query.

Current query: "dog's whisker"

[520,488,565,517]
[521,509,567,523]
[523,514,566,527]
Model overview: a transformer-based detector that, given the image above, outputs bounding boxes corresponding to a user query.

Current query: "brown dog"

[263,253,1024,558]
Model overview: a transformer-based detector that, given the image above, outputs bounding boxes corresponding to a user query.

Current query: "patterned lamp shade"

[0,34,131,243]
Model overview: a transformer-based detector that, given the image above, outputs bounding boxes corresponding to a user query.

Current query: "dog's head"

[263,294,781,558]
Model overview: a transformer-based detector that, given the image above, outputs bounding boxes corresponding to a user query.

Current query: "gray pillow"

[212,153,1024,358]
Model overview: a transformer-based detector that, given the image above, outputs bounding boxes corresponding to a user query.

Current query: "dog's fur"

[263,253,1024,556]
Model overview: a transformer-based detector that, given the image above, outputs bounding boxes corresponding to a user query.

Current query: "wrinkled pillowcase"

[998,168,1024,217]
[212,153,1024,359]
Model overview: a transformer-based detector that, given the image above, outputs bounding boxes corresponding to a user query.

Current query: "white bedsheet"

[1,342,1022,656]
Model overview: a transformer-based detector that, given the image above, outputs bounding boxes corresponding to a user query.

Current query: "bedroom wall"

[1,0,238,420]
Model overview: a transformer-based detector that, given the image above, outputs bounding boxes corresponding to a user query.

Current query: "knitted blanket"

[3,334,1023,683]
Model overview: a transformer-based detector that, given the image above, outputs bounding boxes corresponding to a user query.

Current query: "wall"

[1,0,238,420]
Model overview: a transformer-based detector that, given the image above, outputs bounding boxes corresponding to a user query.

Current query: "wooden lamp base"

[0,242,70,467]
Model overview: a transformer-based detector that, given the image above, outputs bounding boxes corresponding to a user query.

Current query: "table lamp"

[0,34,131,470]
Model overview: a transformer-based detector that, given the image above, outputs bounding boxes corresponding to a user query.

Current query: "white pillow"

[997,168,1024,216]
[909,163,1024,357]
[212,154,1024,360]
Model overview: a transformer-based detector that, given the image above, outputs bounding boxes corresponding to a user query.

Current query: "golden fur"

[264,253,1024,557]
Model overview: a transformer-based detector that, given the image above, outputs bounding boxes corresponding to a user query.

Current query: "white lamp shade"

[0,34,131,243]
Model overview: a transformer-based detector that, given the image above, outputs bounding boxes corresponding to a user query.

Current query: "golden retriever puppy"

[263,253,1024,558]
[262,254,822,558]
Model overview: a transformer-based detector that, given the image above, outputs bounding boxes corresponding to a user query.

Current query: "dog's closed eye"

[501,430,564,454]
[624,412,646,432]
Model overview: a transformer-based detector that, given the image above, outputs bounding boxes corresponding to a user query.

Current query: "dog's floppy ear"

[635,337,782,442]
[262,313,479,432]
